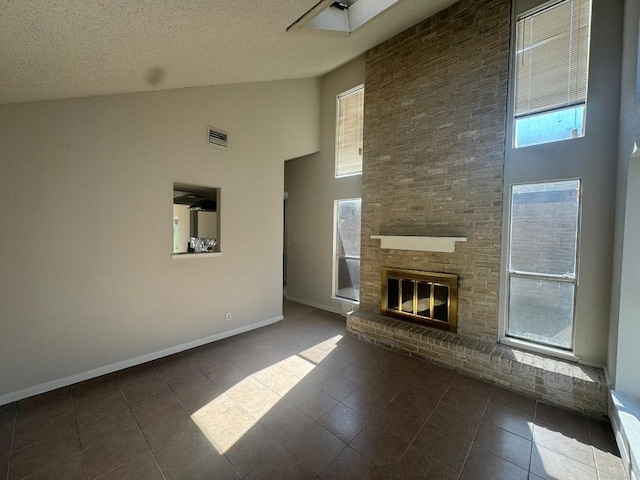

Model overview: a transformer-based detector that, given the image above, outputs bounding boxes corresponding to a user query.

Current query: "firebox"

[380,267,458,333]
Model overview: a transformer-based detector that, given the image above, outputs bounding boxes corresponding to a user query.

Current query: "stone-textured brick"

[347,311,608,417]
[353,0,610,416]
[361,0,511,342]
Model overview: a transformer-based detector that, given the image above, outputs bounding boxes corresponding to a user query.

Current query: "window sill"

[499,336,582,363]
[335,172,363,179]
[330,296,360,306]
[171,252,223,259]
[610,390,640,480]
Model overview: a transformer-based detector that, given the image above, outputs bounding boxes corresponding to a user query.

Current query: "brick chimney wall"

[360,0,511,341]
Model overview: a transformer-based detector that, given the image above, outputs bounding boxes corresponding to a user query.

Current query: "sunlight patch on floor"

[189,335,345,453]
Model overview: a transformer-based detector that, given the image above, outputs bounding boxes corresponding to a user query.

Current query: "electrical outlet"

[225,312,232,322]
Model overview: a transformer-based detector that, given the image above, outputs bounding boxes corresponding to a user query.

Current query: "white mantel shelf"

[371,235,467,253]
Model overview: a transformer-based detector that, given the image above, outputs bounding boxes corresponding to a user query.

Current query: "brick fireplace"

[359,0,509,342]
[381,267,458,333]
[346,0,608,416]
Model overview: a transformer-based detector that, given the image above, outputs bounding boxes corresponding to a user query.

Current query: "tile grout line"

[586,416,604,480]
[390,376,457,478]
[530,400,539,478]
[154,360,252,480]
[533,402,606,477]
[4,406,17,480]
[70,387,90,480]
[10,391,81,480]
[119,373,168,480]
[454,390,492,480]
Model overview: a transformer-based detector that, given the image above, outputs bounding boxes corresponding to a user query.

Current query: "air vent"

[207,126,228,149]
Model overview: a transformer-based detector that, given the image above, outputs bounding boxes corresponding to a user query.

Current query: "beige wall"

[502,0,623,365]
[609,0,640,395]
[284,57,365,313]
[0,78,320,401]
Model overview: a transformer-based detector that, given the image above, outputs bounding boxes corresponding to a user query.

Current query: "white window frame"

[332,198,361,304]
[335,84,364,178]
[511,0,592,149]
[499,179,583,361]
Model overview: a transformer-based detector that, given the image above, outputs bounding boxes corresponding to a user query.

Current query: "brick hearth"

[347,310,608,417]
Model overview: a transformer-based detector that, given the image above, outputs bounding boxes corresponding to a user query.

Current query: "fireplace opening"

[381,267,458,333]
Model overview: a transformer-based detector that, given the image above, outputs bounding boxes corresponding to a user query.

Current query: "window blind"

[336,86,364,177]
[515,0,591,117]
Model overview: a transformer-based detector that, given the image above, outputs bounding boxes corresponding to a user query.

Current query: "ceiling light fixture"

[331,2,350,10]
[286,0,399,34]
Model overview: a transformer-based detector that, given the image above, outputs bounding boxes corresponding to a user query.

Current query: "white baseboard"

[285,296,343,315]
[611,390,639,480]
[0,315,283,406]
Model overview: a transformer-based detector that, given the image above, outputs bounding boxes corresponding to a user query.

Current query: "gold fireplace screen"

[381,267,458,333]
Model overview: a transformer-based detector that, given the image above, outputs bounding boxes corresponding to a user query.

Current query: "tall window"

[335,85,364,177]
[514,0,592,148]
[334,199,361,302]
[506,180,581,350]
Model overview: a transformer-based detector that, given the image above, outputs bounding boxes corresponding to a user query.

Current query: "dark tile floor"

[0,301,627,479]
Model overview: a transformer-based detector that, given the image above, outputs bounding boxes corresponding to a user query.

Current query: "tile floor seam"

[529,399,539,478]
[90,454,142,480]
[10,411,81,479]
[125,399,168,480]
[87,456,130,480]
[248,363,302,400]
[455,391,492,479]
[225,454,244,480]
[531,436,602,472]
[70,391,91,480]
[393,440,418,478]
[183,415,224,456]
[174,395,230,473]
[532,420,603,469]
[314,439,348,479]
[533,443,601,480]
[386,404,434,477]
[594,447,605,480]
[4,408,17,480]
[588,417,612,480]
[280,426,323,477]
[526,431,534,477]
[406,377,455,467]
[471,427,535,473]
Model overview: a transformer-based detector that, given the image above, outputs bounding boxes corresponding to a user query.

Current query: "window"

[172,183,220,256]
[334,198,361,302]
[513,0,592,148]
[335,85,364,178]
[506,180,581,350]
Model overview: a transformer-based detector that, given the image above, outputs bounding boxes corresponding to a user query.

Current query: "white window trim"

[332,197,361,302]
[330,296,360,306]
[499,336,581,362]
[509,0,592,149]
[498,178,583,358]
[335,84,364,179]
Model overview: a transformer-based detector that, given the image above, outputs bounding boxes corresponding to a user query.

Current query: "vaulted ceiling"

[0,0,458,105]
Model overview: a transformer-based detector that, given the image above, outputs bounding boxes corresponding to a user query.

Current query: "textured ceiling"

[0,0,458,105]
